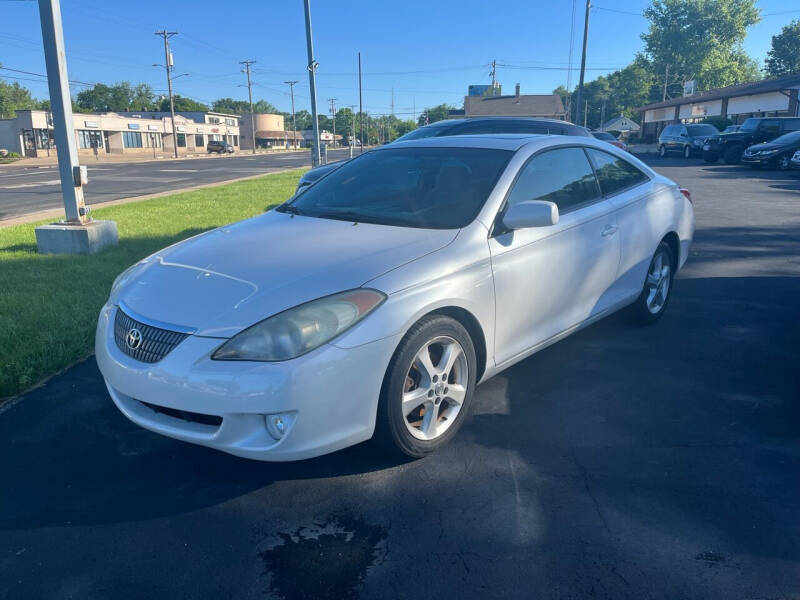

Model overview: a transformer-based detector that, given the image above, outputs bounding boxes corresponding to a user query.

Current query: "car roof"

[384,133,560,152]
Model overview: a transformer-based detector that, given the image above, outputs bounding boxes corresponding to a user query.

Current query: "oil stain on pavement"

[258,513,387,599]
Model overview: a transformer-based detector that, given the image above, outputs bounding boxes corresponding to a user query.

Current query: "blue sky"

[2,0,798,119]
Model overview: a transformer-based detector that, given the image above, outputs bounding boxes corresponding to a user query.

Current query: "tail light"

[679,188,692,204]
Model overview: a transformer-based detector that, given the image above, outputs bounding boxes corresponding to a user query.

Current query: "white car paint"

[96,134,694,461]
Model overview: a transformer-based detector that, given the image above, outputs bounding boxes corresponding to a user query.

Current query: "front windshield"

[771,131,800,145]
[687,124,718,136]
[593,132,616,140]
[279,147,512,229]
[739,118,759,132]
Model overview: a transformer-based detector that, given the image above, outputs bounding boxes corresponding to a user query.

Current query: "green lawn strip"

[0,168,303,400]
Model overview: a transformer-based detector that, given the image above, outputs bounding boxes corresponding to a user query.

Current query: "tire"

[375,315,477,458]
[751,163,762,170]
[628,241,675,325]
[703,152,719,164]
[776,154,791,171]
[723,145,743,165]
[658,144,667,157]
[683,145,691,159]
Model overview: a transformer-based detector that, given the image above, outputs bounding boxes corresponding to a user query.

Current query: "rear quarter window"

[586,148,649,196]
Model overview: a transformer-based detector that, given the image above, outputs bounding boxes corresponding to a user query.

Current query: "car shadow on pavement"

[462,274,800,584]
[0,360,408,530]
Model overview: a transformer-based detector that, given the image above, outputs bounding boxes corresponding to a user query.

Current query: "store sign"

[147,125,159,131]
[196,128,203,133]
[691,105,707,116]
[176,126,186,132]
[84,120,99,128]
[211,128,219,133]
[127,123,140,130]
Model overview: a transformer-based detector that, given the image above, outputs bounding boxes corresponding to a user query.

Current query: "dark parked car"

[741,130,800,170]
[591,131,627,151]
[703,117,800,164]
[207,140,234,154]
[791,148,800,170]
[657,123,719,158]
[721,125,741,134]
[295,117,592,192]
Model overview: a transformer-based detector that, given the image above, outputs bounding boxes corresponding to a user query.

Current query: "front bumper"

[741,154,777,166]
[96,303,401,461]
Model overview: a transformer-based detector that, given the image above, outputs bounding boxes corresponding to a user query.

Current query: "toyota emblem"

[126,328,143,350]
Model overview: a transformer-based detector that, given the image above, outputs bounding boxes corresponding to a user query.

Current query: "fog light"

[266,412,295,441]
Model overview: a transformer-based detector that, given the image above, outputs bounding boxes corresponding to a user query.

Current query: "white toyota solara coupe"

[96,134,694,461]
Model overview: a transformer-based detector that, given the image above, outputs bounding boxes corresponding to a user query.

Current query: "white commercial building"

[0,110,241,158]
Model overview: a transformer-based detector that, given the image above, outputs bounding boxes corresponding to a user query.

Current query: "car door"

[675,126,689,152]
[489,146,621,366]
[585,147,661,302]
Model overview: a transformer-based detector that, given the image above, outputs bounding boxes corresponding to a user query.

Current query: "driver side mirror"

[502,200,559,230]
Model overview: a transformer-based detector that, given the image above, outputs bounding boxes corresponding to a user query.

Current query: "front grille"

[140,401,222,427]
[113,307,188,363]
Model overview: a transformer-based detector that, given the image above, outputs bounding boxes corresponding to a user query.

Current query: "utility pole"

[391,87,394,116]
[575,0,590,127]
[303,0,321,166]
[37,0,85,224]
[328,98,337,148]
[490,59,497,89]
[284,80,298,149]
[662,64,670,102]
[348,104,356,157]
[584,100,588,128]
[600,100,606,131]
[155,30,179,159]
[240,59,256,154]
[358,51,364,153]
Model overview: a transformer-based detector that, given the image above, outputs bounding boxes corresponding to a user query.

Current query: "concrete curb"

[0,167,304,228]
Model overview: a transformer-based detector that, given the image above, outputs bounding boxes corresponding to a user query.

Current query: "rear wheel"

[628,242,674,324]
[723,145,743,165]
[375,315,477,458]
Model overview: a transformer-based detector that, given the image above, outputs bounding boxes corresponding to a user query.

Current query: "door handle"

[601,225,618,237]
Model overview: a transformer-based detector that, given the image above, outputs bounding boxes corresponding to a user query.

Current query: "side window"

[679,127,688,137]
[662,125,675,136]
[506,147,601,213]
[587,148,649,196]
[783,119,800,132]
[447,120,500,135]
[759,119,780,134]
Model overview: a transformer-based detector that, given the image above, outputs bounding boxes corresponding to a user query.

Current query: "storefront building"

[0,110,241,158]
[637,74,800,142]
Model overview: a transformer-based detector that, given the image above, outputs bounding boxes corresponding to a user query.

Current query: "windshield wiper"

[277,204,304,215]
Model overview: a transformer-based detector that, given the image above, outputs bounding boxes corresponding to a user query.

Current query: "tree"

[159,95,208,112]
[212,97,278,115]
[417,103,455,126]
[76,81,156,112]
[641,0,760,92]
[765,20,800,77]
[0,79,36,118]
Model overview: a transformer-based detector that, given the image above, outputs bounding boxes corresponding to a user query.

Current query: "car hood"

[117,210,457,337]
[746,140,795,152]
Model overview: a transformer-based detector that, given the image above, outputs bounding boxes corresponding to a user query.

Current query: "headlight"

[693,139,704,146]
[212,288,386,361]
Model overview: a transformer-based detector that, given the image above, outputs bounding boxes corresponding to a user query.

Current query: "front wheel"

[628,241,674,324]
[703,152,719,164]
[776,153,791,171]
[375,315,477,458]
[683,145,691,159]
[658,144,667,157]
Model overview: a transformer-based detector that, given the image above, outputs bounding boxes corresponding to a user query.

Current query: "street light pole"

[155,30,178,158]
[38,0,85,223]
[358,51,364,153]
[303,0,321,167]
[284,80,298,149]
[240,59,256,154]
[328,97,336,148]
[575,0,590,127]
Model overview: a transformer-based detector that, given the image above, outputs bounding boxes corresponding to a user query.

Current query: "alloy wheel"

[777,154,790,170]
[645,249,671,314]
[402,336,468,441]
[659,145,666,157]
[684,145,691,158]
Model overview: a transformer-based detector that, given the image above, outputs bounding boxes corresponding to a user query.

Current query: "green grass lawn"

[0,168,303,400]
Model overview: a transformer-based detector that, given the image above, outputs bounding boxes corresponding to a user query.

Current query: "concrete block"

[35,220,118,255]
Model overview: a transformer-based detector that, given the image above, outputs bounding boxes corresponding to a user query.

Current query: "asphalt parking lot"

[0,149,353,222]
[1,157,799,600]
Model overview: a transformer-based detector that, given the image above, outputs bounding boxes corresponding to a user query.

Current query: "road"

[1,158,799,599]
[0,149,353,221]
